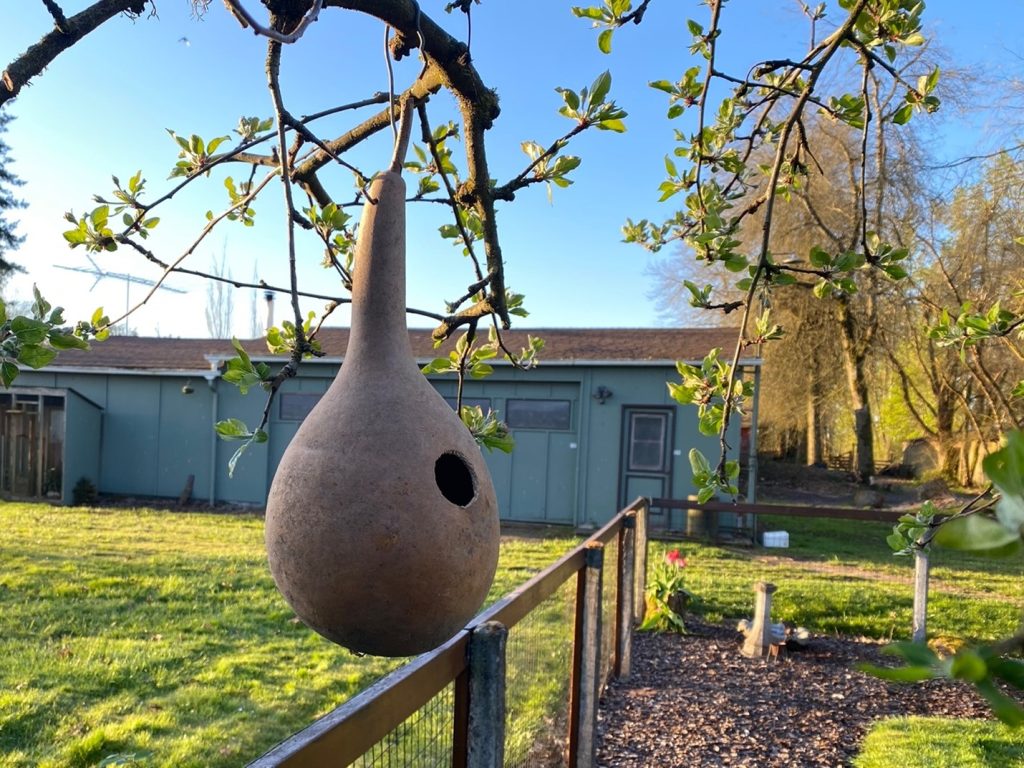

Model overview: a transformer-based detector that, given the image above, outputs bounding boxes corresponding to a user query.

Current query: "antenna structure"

[55,255,187,334]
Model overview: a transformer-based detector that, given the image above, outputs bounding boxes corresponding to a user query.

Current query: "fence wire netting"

[252,506,647,768]
[503,575,577,768]
[599,534,620,689]
[352,683,454,768]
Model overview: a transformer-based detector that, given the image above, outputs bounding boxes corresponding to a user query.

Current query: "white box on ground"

[762,531,789,548]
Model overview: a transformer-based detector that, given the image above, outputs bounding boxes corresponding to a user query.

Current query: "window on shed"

[279,392,322,421]
[628,412,668,471]
[506,399,571,430]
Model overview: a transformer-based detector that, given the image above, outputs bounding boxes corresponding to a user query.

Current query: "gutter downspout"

[204,358,222,505]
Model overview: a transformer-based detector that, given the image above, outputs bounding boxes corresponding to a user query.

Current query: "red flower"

[665,549,687,568]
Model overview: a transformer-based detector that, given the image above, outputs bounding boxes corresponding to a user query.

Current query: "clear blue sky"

[2,1,1022,338]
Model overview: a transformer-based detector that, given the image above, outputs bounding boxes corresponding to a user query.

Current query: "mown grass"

[0,504,575,768]
[6,503,1021,768]
[657,514,1023,642]
[853,716,1024,768]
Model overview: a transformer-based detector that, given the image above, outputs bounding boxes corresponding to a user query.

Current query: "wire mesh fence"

[246,499,649,768]
[598,534,619,690]
[503,576,577,768]
[352,684,455,768]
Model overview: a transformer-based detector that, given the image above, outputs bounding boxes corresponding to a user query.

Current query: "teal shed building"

[2,327,759,528]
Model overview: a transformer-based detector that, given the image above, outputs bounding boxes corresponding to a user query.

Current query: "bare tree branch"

[2,0,149,106]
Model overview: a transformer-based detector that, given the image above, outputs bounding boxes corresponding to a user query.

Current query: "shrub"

[72,477,98,506]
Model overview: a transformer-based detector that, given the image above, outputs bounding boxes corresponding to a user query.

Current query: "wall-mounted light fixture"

[592,385,613,405]
[181,379,195,395]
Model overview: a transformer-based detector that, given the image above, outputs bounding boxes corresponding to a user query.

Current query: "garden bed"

[595,618,1011,767]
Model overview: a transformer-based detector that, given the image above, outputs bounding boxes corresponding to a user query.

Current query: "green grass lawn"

[854,717,1024,768]
[0,503,575,768]
[658,514,1024,642]
[4,504,1021,768]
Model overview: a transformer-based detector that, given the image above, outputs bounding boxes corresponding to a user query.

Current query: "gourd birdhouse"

[264,166,500,657]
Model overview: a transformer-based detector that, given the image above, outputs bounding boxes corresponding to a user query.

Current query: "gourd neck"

[346,171,412,366]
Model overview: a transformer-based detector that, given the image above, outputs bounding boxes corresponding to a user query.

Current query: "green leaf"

[950,650,989,683]
[808,246,831,268]
[17,344,58,369]
[570,6,605,20]
[558,87,580,112]
[698,411,719,436]
[932,513,1022,555]
[858,663,936,682]
[883,641,940,667]
[227,438,254,479]
[11,317,49,345]
[975,679,1024,727]
[598,28,613,54]
[688,448,711,477]
[893,103,914,125]
[982,431,1024,534]
[886,532,907,552]
[0,361,18,387]
[596,118,627,133]
[883,264,908,280]
[991,658,1024,689]
[48,331,90,351]
[215,418,251,440]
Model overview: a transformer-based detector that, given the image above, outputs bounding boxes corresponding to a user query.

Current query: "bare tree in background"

[248,263,261,339]
[205,248,234,339]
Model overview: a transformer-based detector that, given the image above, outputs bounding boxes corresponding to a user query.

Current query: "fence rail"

[650,497,905,524]
[248,498,650,768]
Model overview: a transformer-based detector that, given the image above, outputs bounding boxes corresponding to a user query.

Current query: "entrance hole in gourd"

[435,451,476,507]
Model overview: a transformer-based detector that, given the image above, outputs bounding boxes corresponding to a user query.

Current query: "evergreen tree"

[0,109,25,283]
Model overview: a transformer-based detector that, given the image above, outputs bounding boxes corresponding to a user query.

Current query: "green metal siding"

[100,378,161,495]
[155,379,216,501]
[13,357,753,525]
[61,390,102,505]
[214,381,271,504]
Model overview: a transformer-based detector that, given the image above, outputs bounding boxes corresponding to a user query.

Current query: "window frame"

[505,398,573,431]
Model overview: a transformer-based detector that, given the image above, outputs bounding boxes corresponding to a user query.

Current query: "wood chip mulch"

[595,619,997,768]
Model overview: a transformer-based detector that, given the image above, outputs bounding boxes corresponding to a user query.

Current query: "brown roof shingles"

[48,326,750,372]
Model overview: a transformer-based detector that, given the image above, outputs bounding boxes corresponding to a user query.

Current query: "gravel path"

[595,619,997,768]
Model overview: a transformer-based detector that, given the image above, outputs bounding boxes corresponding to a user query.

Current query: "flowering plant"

[639,549,692,632]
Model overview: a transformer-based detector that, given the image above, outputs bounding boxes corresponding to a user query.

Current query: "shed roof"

[48,326,753,372]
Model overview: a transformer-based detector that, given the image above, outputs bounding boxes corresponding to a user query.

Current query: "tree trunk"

[933,385,958,480]
[806,371,820,466]
[837,299,875,481]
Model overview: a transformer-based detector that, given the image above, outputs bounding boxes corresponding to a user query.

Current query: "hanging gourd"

[264,106,500,657]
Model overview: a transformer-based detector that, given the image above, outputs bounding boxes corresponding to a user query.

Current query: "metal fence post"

[633,500,649,625]
[569,542,604,768]
[615,512,636,679]
[912,546,929,643]
[464,621,507,768]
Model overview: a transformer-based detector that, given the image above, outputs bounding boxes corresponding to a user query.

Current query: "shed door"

[469,382,578,524]
[619,407,674,507]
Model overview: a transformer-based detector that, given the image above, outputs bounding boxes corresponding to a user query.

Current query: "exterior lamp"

[592,385,613,404]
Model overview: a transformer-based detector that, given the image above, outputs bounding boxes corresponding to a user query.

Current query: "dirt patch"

[596,619,1008,768]
[756,460,970,511]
